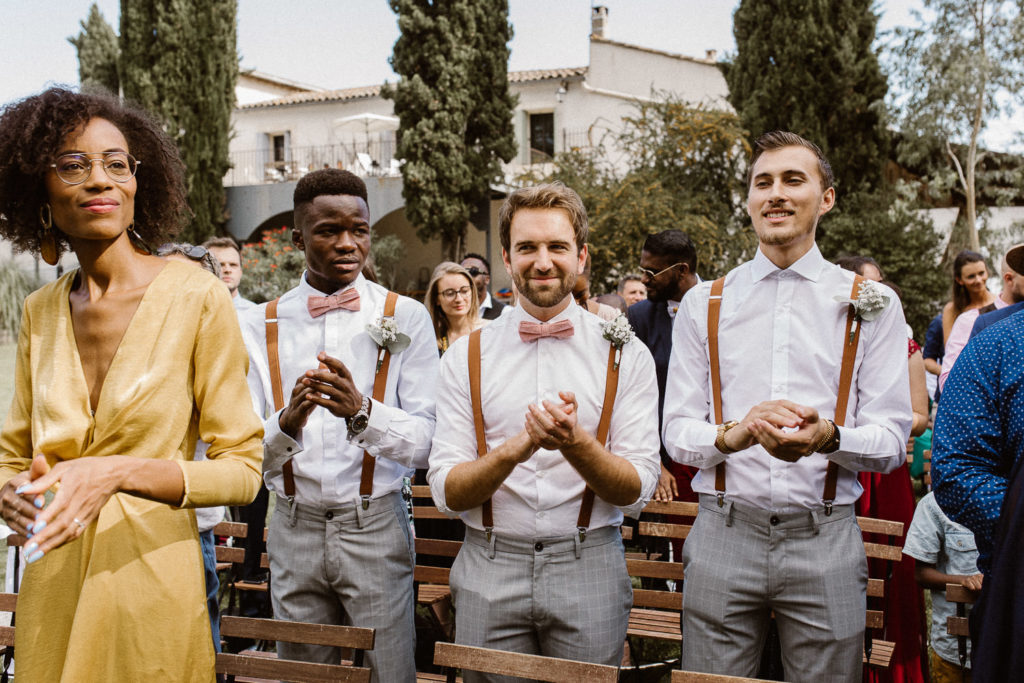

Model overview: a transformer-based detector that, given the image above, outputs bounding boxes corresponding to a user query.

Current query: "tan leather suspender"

[265,291,399,505]
[708,274,865,513]
[468,328,621,541]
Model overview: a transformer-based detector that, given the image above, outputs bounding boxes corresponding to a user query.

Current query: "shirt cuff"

[426,464,459,518]
[263,409,303,473]
[350,398,397,450]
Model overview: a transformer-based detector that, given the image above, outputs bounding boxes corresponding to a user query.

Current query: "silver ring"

[73,518,86,530]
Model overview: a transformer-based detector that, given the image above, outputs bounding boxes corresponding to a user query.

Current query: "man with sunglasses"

[627,230,700,503]
[462,253,506,320]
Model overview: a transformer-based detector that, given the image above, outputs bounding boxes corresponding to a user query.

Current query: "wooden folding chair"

[433,642,619,683]
[945,583,979,671]
[217,616,374,683]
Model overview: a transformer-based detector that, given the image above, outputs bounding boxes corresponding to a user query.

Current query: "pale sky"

[8,0,1017,149]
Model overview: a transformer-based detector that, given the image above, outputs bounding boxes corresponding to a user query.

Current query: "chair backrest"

[217,616,374,683]
[670,670,762,682]
[433,642,619,683]
[0,593,16,648]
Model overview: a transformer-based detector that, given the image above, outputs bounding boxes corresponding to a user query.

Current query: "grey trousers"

[450,525,631,683]
[681,495,866,683]
[267,492,416,683]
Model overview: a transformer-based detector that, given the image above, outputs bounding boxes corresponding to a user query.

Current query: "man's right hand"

[278,375,318,439]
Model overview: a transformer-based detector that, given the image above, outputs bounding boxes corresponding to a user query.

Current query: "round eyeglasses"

[638,262,683,280]
[440,286,473,301]
[51,152,141,185]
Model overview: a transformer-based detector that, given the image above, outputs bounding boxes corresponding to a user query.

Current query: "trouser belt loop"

[810,508,824,535]
[486,531,496,560]
[723,499,735,527]
[573,533,582,560]
[286,496,298,526]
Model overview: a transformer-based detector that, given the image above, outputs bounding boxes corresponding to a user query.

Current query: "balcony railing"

[225,140,399,186]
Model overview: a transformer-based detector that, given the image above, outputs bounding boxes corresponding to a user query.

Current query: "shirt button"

[769,515,780,526]
[326,511,334,520]
[537,471,546,478]
[535,542,544,552]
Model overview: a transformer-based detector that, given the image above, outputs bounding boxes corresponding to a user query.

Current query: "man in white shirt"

[429,183,660,675]
[204,236,256,311]
[662,132,912,681]
[240,170,437,682]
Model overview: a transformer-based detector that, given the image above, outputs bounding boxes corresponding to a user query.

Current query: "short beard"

[513,269,576,310]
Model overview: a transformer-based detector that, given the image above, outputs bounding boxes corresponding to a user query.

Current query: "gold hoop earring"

[38,203,58,266]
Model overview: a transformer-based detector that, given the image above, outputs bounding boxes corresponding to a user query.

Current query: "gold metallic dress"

[0,260,263,682]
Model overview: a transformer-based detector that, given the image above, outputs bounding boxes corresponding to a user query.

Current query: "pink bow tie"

[307,289,361,317]
[518,319,575,343]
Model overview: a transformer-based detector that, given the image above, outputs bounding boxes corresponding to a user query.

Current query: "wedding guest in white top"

[662,131,912,682]
[239,169,437,682]
[428,183,660,677]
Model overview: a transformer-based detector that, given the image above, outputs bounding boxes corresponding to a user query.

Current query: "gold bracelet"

[811,419,836,453]
[715,420,739,454]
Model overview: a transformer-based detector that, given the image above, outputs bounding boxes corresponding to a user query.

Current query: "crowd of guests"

[0,86,1017,683]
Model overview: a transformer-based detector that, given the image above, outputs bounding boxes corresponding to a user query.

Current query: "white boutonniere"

[833,280,891,343]
[366,317,411,373]
[601,314,635,370]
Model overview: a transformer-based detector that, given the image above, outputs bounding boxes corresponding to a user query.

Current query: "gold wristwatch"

[715,420,740,454]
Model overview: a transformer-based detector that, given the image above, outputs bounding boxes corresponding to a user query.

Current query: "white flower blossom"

[601,314,635,369]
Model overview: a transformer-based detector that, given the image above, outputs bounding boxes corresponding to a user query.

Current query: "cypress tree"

[119,0,238,243]
[68,3,120,94]
[385,0,516,259]
[726,0,888,196]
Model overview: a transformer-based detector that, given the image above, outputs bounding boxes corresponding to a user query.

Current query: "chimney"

[591,5,608,39]
[705,49,718,61]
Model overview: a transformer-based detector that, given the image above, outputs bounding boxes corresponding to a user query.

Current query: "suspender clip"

[716,492,725,508]
[485,526,493,543]
[360,494,370,510]
[823,499,834,516]
[577,526,587,543]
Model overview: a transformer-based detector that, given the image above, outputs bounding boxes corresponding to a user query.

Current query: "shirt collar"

[512,298,580,326]
[750,244,826,283]
[299,271,365,298]
[480,292,493,309]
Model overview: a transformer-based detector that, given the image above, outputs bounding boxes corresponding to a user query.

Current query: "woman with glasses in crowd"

[0,87,262,681]
[424,261,487,354]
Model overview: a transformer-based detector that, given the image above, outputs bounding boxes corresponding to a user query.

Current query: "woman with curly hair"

[424,261,486,354]
[0,87,263,681]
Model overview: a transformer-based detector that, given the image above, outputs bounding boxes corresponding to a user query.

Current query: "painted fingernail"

[32,520,46,533]
[14,485,29,495]
[24,542,37,555]
[26,550,44,564]
[34,496,44,509]
[25,522,33,534]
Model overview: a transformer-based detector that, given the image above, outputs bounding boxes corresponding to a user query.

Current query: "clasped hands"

[512,390,586,463]
[279,352,364,439]
[723,399,831,463]
[0,453,120,563]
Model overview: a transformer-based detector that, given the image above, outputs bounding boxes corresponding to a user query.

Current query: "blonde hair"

[424,261,480,343]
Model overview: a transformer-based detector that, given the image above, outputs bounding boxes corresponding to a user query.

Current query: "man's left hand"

[301,352,364,418]
[525,391,583,451]
[748,403,827,463]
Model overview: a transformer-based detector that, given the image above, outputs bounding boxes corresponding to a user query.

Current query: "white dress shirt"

[478,291,494,317]
[662,246,912,512]
[428,301,661,539]
[240,273,438,506]
[233,294,256,312]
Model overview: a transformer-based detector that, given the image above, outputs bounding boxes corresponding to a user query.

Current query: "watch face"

[350,414,369,434]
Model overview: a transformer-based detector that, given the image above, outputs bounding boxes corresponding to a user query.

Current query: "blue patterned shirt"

[933,310,1024,574]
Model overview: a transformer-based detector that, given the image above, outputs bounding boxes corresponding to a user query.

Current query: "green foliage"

[385,0,517,259]
[68,3,120,94]
[726,0,889,196]
[238,227,305,303]
[526,96,752,292]
[119,0,238,243]
[891,0,1024,251]
[370,234,406,291]
[818,186,948,338]
[0,260,40,340]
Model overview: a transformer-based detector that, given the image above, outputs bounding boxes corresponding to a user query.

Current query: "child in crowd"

[903,491,983,683]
